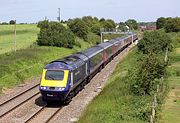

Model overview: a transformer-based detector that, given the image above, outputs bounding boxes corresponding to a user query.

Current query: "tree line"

[156,17,180,32]
[0,20,16,25]
[36,16,138,48]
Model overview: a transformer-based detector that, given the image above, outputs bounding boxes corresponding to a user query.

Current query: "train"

[39,33,138,104]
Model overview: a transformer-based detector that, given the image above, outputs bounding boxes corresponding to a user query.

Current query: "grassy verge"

[78,47,152,123]
[0,39,90,94]
[159,47,180,123]
[0,24,39,54]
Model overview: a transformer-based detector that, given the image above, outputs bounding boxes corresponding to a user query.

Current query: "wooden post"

[164,47,168,63]
[14,20,16,52]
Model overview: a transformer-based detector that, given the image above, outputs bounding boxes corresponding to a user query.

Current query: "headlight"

[40,86,46,90]
[57,87,65,91]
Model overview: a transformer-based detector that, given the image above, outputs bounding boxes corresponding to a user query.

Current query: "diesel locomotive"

[39,33,138,103]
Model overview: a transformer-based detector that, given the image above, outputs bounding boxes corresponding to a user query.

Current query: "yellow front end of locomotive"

[40,69,69,87]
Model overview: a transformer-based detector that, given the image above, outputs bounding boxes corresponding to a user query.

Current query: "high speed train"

[39,33,138,103]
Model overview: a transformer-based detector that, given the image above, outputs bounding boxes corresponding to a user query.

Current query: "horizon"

[0,0,179,23]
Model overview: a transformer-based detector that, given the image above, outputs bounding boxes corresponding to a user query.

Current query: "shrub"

[130,54,166,95]
[137,30,172,54]
[67,18,89,40]
[9,20,16,25]
[37,21,75,48]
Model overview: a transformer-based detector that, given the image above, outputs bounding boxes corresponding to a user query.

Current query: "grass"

[159,47,180,123]
[0,24,39,54]
[78,47,151,123]
[0,37,91,94]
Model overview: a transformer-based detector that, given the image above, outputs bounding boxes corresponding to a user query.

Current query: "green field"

[159,48,180,123]
[78,47,151,123]
[0,24,39,54]
[0,39,90,94]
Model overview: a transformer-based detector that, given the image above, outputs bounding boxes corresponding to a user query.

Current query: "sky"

[0,0,179,23]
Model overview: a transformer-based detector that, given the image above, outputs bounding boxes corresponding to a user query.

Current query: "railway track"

[0,83,40,118]
[0,83,63,123]
[24,105,62,123]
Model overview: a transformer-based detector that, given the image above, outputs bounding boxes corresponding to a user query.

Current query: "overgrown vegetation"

[128,30,171,96]
[156,17,180,32]
[37,20,75,48]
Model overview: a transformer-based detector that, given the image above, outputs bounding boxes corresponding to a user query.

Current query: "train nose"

[40,90,67,101]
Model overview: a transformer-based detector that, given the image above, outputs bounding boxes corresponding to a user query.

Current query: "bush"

[137,30,172,54]
[37,20,75,48]
[130,54,166,95]
[9,20,16,25]
[68,18,89,40]
[130,30,172,95]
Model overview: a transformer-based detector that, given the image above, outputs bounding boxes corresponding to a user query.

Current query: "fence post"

[14,20,17,52]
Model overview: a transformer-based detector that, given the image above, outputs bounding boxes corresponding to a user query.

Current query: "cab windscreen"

[45,70,64,80]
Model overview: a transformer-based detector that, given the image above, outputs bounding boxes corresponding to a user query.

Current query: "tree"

[156,17,166,29]
[99,18,105,22]
[156,17,180,32]
[137,30,172,54]
[37,20,49,29]
[100,20,116,29]
[131,53,166,95]
[118,22,128,32]
[9,20,16,25]
[37,21,75,48]
[82,16,94,29]
[165,17,180,32]
[106,19,116,28]
[68,18,89,40]
[91,23,101,34]
[125,19,138,30]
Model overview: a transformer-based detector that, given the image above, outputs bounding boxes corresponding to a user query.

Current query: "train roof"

[109,39,119,44]
[45,55,85,70]
[79,46,103,58]
[45,62,72,70]
[98,42,113,49]
[113,36,126,42]
[71,53,88,62]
